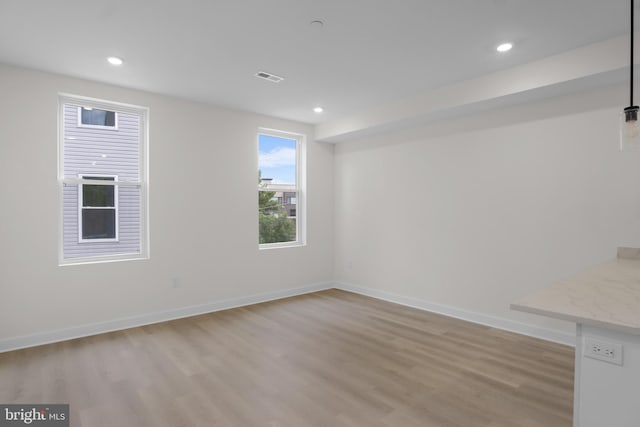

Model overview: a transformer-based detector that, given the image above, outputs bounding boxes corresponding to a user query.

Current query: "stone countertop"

[511,248,640,335]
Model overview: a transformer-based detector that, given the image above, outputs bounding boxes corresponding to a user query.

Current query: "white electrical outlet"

[584,337,623,366]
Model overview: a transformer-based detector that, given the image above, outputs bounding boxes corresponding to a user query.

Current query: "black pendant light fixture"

[621,0,640,150]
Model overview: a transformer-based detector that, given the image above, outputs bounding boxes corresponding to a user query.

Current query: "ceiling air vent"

[255,71,285,83]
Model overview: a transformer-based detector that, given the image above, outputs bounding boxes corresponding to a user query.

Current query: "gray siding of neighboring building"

[62,104,141,259]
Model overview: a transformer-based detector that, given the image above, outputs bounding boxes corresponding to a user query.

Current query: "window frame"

[58,93,150,266]
[257,128,306,250]
[77,106,119,130]
[78,174,119,243]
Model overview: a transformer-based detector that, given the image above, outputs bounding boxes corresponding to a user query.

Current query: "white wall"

[0,63,334,347]
[333,85,640,343]
[2,61,637,350]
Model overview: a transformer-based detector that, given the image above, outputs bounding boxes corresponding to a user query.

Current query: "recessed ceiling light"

[496,43,513,53]
[107,56,124,66]
[310,20,324,29]
[313,107,324,113]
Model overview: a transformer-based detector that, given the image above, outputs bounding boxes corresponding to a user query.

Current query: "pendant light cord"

[631,0,635,107]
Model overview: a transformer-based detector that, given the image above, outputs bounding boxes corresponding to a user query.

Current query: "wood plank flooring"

[0,289,574,426]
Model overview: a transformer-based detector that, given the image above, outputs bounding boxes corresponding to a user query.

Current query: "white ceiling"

[0,0,630,126]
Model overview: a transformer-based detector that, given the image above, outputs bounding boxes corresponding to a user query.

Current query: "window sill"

[259,241,306,251]
[59,253,148,266]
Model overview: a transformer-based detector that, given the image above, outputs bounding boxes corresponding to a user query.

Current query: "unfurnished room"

[1,1,639,426]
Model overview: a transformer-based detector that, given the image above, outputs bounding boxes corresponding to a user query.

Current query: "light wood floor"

[0,289,574,426]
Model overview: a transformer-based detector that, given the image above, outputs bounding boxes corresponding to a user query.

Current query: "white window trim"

[77,106,119,130]
[258,128,306,250]
[58,93,150,266]
[78,174,119,243]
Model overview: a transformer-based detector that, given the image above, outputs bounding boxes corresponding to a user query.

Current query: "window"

[78,107,117,128]
[59,94,148,264]
[258,130,305,248]
[79,175,117,241]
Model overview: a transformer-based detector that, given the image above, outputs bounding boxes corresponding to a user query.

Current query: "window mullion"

[63,178,141,187]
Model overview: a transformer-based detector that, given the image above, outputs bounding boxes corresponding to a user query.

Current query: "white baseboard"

[334,281,576,347]
[0,281,575,353]
[0,281,333,353]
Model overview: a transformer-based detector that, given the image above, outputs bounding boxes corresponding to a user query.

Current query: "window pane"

[83,179,115,207]
[258,134,296,186]
[81,107,116,127]
[82,209,116,239]
[258,191,297,244]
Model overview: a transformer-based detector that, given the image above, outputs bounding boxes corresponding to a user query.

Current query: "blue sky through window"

[258,134,296,185]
